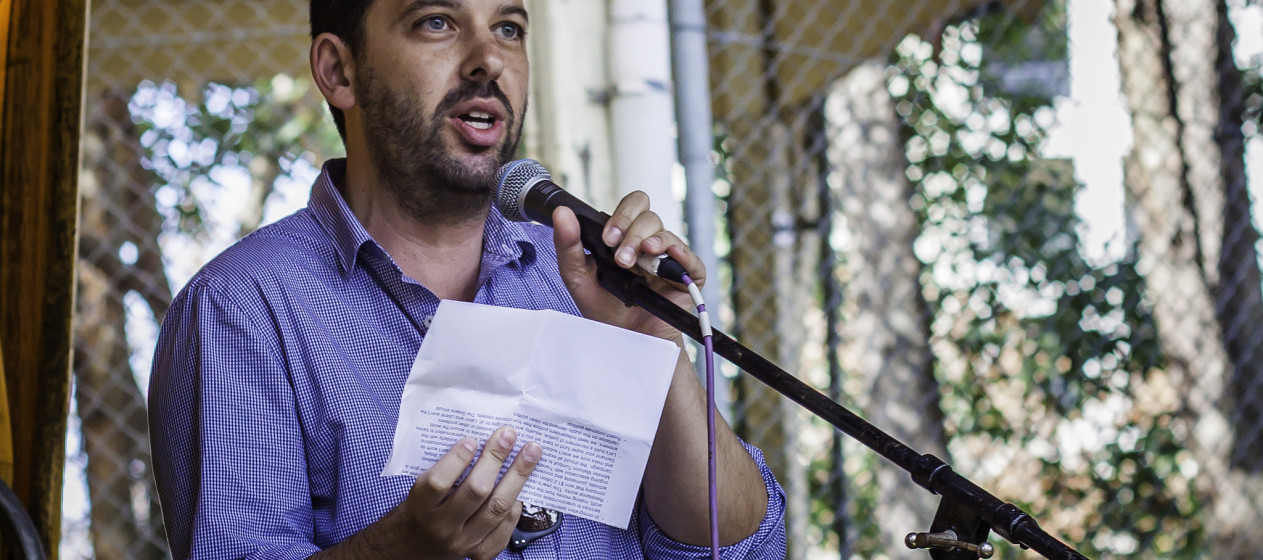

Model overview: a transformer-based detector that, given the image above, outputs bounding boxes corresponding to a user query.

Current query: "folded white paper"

[382,300,681,529]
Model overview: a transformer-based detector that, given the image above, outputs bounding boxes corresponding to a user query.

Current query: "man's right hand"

[404,425,541,559]
[311,425,541,560]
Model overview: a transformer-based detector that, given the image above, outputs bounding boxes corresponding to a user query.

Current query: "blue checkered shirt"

[148,159,787,559]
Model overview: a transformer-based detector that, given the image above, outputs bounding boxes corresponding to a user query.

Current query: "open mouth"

[448,100,507,148]
[458,111,496,130]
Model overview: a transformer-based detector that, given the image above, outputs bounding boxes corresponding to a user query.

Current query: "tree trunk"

[718,1,833,555]
[827,61,946,557]
[1113,0,1263,556]
[727,110,820,560]
[73,265,167,560]
[74,89,172,560]
[237,154,282,238]
[1204,0,1263,475]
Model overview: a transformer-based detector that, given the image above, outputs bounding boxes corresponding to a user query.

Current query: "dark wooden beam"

[0,0,88,556]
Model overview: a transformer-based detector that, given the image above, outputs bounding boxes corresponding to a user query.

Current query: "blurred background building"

[3,0,1262,558]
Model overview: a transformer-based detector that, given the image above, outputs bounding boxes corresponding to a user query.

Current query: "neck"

[342,153,487,302]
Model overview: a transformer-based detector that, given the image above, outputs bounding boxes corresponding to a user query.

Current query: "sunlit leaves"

[128,75,342,240]
[890,2,1198,557]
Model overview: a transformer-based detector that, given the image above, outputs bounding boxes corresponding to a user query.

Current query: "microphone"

[495,159,689,283]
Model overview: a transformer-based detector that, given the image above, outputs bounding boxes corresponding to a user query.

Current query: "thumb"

[552,206,594,289]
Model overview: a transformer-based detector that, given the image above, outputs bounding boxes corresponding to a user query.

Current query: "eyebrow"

[401,0,456,16]
[400,0,528,23]
[500,5,529,23]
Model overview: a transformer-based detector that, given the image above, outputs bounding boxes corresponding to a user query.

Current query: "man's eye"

[416,16,449,31]
[496,22,524,40]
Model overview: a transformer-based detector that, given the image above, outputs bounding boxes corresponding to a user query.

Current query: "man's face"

[354,0,530,220]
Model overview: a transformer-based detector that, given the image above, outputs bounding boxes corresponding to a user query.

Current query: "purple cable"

[682,274,720,560]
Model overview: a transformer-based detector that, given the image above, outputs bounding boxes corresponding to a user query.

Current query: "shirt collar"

[483,200,535,264]
[307,158,538,275]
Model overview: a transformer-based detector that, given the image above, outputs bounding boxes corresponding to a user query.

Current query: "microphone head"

[495,159,551,222]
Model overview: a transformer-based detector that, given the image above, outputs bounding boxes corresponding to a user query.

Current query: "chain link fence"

[67,0,1263,559]
[69,1,337,558]
[705,0,1263,558]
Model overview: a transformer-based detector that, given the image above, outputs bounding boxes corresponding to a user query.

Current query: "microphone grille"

[495,159,551,222]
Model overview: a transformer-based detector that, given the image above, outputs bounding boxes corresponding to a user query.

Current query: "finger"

[645,231,706,288]
[603,190,650,247]
[449,426,519,517]
[469,502,524,560]
[553,206,596,289]
[409,437,478,510]
[472,442,541,527]
[614,210,664,268]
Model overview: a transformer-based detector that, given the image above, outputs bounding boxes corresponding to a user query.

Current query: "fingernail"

[644,236,661,251]
[617,247,635,266]
[499,427,517,447]
[604,227,622,246]
[521,443,542,464]
[460,438,477,453]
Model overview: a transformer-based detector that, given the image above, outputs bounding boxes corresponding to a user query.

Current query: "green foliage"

[888,2,1200,558]
[129,75,342,238]
[1245,62,1263,139]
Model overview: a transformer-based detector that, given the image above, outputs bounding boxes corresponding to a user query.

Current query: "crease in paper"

[382,300,680,529]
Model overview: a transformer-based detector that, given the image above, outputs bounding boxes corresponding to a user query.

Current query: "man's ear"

[310,33,357,111]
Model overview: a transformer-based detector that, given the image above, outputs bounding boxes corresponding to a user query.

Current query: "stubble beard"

[357,68,524,225]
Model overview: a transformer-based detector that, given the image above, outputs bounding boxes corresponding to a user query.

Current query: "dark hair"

[310,0,376,140]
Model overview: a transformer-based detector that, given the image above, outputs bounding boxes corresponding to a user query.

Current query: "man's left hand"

[552,191,770,546]
[551,190,705,342]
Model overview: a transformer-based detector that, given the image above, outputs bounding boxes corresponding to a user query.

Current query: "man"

[148,0,787,558]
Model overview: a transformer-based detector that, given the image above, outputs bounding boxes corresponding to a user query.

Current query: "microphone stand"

[577,217,1089,560]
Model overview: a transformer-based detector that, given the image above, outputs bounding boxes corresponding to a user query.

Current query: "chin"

[460,155,502,181]
[427,155,500,194]
[458,146,510,174]
[431,130,518,191]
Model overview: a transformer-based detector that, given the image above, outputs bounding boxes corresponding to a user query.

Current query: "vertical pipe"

[609,0,681,232]
[668,0,729,418]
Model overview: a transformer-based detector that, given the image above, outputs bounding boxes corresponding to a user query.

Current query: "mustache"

[433,80,514,121]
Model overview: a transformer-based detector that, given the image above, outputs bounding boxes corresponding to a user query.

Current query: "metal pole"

[591,258,1089,560]
[668,0,729,418]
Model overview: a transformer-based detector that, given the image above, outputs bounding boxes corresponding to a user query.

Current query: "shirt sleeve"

[148,279,322,560]
[636,442,788,559]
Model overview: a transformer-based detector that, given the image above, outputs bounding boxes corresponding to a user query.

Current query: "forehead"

[374,0,529,19]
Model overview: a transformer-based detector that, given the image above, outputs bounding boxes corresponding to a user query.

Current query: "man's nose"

[460,28,505,84]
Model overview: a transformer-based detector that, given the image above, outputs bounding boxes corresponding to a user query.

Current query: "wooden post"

[0,0,88,556]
